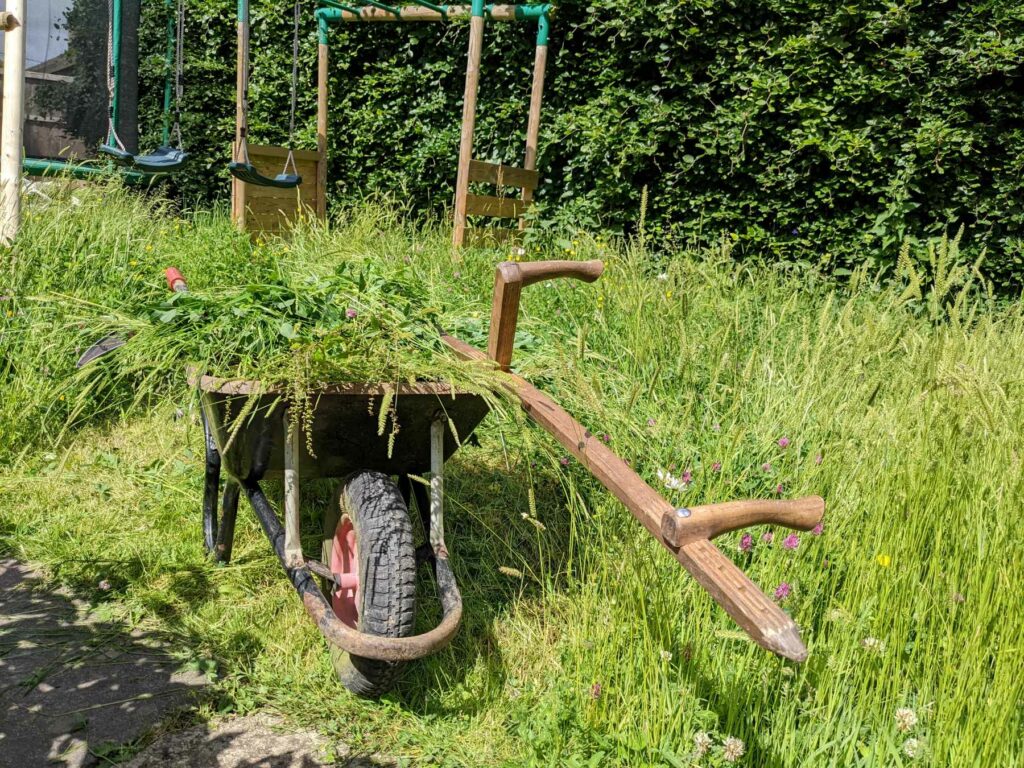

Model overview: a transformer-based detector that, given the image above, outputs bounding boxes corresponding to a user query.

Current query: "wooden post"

[520,22,548,229]
[231,15,247,229]
[317,42,329,219]
[1,2,25,245]
[452,3,486,248]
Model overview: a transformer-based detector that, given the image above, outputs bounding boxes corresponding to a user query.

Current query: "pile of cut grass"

[1,184,1022,766]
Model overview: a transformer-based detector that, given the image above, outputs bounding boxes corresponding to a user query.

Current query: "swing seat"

[99,143,135,165]
[133,146,189,172]
[228,161,302,189]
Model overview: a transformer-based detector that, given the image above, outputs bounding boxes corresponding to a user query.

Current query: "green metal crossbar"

[359,0,402,15]
[24,158,148,183]
[319,0,365,13]
[315,1,553,19]
[407,0,449,12]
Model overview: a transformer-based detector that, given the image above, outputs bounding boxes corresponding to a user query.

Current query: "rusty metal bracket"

[243,478,462,662]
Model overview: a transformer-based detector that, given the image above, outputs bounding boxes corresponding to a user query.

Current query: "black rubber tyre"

[321,471,416,698]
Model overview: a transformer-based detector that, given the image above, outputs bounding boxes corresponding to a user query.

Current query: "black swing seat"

[228,161,302,189]
[99,143,188,173]
[133,146,189,172]
[98,143,135,165]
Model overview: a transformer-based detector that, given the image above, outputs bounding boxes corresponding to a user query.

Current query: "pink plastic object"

[329,517,359,629]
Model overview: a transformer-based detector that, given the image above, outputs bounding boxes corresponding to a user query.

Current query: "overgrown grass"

[1,184,1022,766]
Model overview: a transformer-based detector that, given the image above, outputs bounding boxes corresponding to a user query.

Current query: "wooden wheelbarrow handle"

[488,259,603,370]
[444,259,826,662]
[661,496,824,547]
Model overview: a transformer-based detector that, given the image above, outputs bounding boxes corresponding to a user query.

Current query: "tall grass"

[1,185,1022,766]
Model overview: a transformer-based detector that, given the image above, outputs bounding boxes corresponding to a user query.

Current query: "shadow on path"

[0,559,205,767]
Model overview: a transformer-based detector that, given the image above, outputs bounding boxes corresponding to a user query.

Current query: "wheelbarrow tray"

[196,374,490,482]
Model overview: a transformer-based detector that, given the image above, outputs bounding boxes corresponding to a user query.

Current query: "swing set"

[230,0,555,245]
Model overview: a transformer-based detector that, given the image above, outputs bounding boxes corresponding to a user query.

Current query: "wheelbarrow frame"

[198,377,488,662]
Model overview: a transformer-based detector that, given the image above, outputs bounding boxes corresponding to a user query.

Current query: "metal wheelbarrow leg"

[203,403,464,664]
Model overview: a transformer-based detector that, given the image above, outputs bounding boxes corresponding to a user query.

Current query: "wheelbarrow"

[183,260,825,697]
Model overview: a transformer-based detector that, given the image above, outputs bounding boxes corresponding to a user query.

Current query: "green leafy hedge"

[125,1,1024,287]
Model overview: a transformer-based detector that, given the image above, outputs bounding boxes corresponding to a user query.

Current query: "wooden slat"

[465,194,528,219]
[468,160,538,190]
[464,227,520,247]
[245,182,316,201]
[245,198,318,216]
[247,145,321,162]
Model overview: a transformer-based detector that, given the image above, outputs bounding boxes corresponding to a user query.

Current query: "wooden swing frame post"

[519,15,548,228]
[314,2,554,247]
[317,39,329,219]
[451,0,486,248]
[1,2,26,245]
[231,0,248,227]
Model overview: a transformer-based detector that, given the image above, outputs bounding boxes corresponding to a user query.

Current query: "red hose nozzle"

[165,267,188,293]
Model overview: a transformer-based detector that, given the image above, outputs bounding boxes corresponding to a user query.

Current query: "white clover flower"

[903,738,921,759]
[656,468,689,491]
[659,649,672,662]
[722,736,745,762]
[895,707,918,733]
[861,636,886,654]
[692,731,712,758]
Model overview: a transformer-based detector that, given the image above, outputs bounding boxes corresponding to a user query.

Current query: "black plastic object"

[133,146,189,172]
[228,160,301,189]
[98,143,134,165]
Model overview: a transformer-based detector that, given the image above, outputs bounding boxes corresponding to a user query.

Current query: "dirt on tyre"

[321,471,416,698]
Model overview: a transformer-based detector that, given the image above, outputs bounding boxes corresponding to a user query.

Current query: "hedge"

[51,0,1024,288]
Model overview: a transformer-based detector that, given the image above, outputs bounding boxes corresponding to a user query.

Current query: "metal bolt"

[675,507,691,518]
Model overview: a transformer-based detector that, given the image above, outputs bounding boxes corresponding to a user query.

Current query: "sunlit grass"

[1,184,1022,766]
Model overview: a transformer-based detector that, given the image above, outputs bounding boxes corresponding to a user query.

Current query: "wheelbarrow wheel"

[321,471,416,698]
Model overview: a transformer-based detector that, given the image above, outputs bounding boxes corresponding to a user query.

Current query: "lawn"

[1,184,1021,766]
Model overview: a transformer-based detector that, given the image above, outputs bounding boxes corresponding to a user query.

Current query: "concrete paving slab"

[0,560,206,767]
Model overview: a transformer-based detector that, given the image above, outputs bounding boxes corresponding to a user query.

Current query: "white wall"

[0,1,73,69]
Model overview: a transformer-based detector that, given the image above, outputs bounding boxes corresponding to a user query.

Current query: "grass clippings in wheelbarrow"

[64,255,513,442]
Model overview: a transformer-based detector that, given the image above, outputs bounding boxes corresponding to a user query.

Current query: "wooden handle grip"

[488,259,604,370]
[518,259,604,286]
[661,495,824,547]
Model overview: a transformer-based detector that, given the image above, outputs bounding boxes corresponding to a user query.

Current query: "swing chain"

[106,0,127,152]
[283,0,302,178]
[173,0,186,149]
